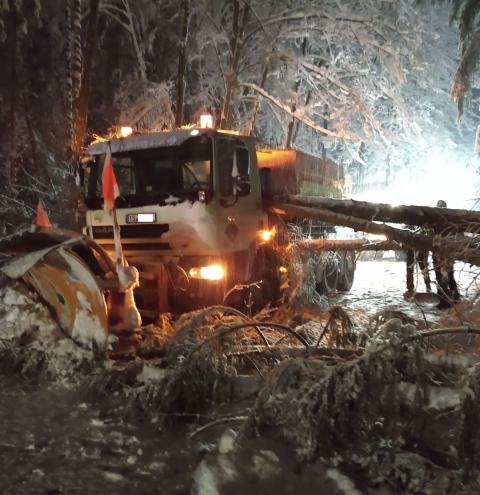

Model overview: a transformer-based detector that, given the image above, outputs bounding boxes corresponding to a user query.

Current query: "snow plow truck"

[79,125,355,319]
[0,124,356,341]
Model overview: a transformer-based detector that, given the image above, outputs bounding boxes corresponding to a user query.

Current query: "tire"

[249,246,281,309]
[316,256,339,295]
[337,251,356,292]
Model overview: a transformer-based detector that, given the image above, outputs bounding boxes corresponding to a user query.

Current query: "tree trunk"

[285,37,307,148]
[285,195,480,233]
[247,29,280,135]
[247,65,268,135]
[175,0,190,127]
[291,85,312,146]
[64,0,81,158]
[72,0,100,158]
[22,94,39,173]
[71,0,82,101]
[123,0,147,81]
[7,0,18,188]
[268,202,480,266]
[298,239,401,252]
[248,49,273,135]
[220,1,249,129]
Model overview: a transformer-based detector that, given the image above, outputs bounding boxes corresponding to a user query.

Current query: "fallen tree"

[268,202,480,266]
[298,238,401,251]
[284,195,480,233]
[241,324,480,493]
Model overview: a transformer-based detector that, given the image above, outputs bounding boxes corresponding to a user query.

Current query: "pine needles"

[243,322,480,492]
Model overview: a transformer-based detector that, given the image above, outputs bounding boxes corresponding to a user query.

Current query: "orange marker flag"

[102,148,120,213]
[102,147,124,266]
[36,200,52,228]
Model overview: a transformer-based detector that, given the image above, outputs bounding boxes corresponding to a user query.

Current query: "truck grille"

[92,224,169,239]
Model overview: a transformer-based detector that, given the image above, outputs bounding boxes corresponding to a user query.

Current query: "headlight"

[189,264,225,281]
[258,228,275,242]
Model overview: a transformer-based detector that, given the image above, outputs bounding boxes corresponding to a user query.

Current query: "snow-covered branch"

[239,82,366,140]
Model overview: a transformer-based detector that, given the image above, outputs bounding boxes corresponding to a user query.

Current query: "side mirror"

[233,175,251,196]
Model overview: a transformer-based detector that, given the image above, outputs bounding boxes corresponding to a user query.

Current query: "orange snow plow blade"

[0,228,121,346]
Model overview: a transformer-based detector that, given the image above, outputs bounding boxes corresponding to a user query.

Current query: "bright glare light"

[189,264,225,281]
[190,129,200,136]
[119,126,133,138]
[279,266,288,274]
[259,228,275,242]
[200,114,214,128]
[351,148,480,210]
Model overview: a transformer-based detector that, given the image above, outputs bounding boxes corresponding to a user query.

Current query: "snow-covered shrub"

[114,79,175,132]
[243,325,480,493]
[0,284,105,385]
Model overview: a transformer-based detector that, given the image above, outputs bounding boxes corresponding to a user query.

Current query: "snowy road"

[0,378,199,494]
[331,258,478,324]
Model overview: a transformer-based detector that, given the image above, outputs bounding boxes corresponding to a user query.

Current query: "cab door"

[214,136,266,251]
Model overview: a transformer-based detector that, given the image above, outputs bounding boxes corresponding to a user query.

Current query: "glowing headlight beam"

[189,264,225,281]
[259,228,275,242]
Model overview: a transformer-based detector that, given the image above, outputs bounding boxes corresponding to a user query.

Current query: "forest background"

[1,0,480,232]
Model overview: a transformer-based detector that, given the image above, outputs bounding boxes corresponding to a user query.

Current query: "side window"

[233,146,250,196]
[218,139,234,196]
[218,139,251,197]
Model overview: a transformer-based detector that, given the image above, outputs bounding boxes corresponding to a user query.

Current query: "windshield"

[86,136,212,207]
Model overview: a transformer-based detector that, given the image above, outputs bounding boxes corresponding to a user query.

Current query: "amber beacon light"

[199,114,214,129]
[118,126,133,138]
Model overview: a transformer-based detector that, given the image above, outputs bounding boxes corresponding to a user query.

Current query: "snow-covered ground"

[333,259,479,323]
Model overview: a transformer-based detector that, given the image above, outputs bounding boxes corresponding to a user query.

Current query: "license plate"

[126,213,156,223]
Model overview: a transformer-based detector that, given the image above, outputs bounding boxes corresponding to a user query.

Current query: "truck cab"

[83,128,273,314]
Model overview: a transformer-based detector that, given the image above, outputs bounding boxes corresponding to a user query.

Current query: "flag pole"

[104,141,124,268]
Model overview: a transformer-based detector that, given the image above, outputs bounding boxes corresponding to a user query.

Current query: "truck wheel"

[316,256,339,295]
[250,246,281,310]
[337,251,356,292]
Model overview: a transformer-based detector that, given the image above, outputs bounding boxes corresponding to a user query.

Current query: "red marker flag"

[36,200,52,228]
[102,149,120,213]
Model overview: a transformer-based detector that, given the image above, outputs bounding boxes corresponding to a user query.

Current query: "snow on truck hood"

[87,128,249,155]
